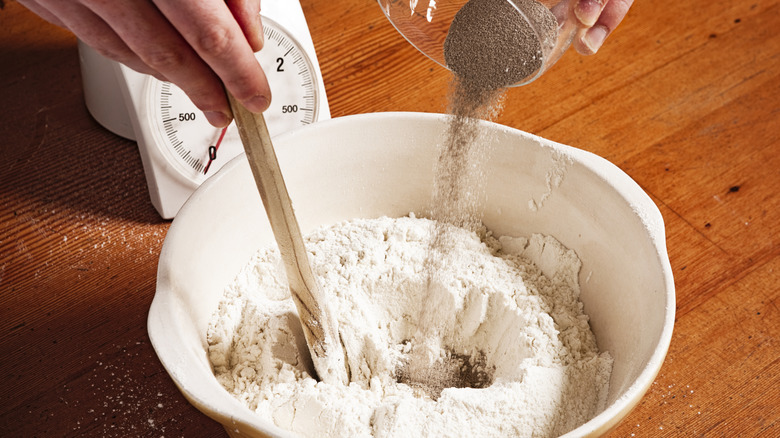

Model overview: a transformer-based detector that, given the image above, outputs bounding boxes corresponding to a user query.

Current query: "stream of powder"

[407,0,560,395]
[432,0,560,229]
[428,80,504,232]
[400,81,505,395]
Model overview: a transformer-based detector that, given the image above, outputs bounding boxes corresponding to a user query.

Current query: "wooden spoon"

[226,93,349,385]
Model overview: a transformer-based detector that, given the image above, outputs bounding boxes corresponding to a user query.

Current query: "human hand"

[18,0,270,128]
[572,0,634,55]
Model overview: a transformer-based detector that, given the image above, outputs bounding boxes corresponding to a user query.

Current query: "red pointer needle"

[203,126,229,175]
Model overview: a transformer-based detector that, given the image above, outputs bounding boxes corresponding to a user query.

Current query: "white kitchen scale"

[78,0,330,219]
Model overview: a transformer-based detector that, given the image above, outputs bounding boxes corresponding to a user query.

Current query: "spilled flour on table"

[207,215,612,437]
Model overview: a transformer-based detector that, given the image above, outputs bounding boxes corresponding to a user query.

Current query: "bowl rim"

[148,111,675,437]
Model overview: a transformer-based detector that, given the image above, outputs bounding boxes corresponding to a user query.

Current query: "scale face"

[149,17,321,185]
[79,1,330,218]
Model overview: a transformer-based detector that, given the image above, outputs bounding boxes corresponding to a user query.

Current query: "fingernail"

[204,110,231,128]
[574,0,604,27]
[245,94,270,113]
[250,19,265,51]
[582,25,608,54]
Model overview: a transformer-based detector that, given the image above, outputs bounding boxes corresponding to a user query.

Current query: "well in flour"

[396,349,494,400]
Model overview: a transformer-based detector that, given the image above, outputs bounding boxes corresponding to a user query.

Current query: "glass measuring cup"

[377,0,579,86]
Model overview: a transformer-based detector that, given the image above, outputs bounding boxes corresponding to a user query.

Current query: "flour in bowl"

[207,215,612,437]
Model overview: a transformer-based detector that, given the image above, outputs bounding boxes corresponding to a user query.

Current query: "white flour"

[207,215,612,437]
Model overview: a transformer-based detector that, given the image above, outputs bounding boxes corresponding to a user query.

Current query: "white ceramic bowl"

[148,112,675,438]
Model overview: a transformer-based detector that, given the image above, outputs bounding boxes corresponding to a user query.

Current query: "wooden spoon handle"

[227,93,349,385]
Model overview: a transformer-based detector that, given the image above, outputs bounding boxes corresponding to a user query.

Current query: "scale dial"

[148,16,320,184]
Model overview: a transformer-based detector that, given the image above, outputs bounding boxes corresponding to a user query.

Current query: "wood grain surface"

[1,0,778,436]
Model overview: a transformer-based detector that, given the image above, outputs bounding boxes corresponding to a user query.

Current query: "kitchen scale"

[78,0,330,219]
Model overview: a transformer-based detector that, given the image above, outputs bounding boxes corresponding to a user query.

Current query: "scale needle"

[203,126,229,175]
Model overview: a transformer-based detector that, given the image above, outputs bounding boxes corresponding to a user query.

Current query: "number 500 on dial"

[149,16,322,184]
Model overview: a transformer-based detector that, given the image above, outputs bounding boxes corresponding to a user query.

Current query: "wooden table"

[1,0,778,436]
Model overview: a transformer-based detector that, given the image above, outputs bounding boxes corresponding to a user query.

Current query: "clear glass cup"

[377,0,579,86]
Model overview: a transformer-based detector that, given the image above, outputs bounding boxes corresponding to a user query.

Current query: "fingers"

[595,0,634,35]
[24,0,168,81]
[573,0,634,55]
[17,0,67,27]
[21,0,270,128]
[152,0,271,115]
[573,0,606,27]
[80,0,235,125]
[227,0,264,52]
